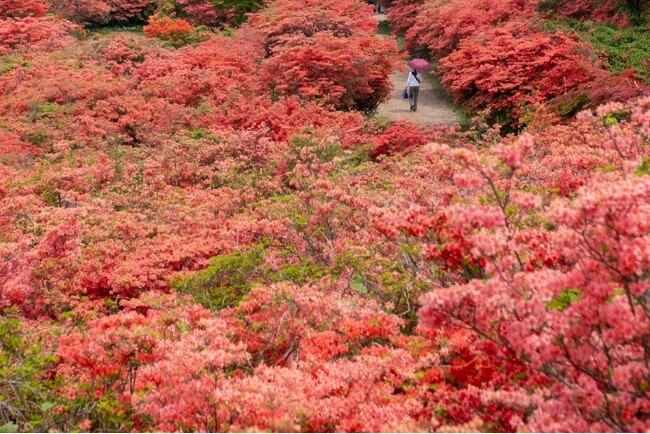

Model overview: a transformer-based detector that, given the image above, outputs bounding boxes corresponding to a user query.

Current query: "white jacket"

[406,71,421,87]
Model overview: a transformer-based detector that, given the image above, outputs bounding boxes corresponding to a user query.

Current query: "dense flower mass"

[1,0,649,432]
[387,0,648,126]
[0,0,46,18]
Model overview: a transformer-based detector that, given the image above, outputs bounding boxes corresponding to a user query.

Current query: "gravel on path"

[377,71,460,125]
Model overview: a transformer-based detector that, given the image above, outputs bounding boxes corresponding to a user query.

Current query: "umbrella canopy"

[407,58,430,70]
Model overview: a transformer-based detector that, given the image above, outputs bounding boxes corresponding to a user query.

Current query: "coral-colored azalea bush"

[143,14,195,46]
[0,16,75,55]
[0,0,46,18]
[439,22,596,125]
[47,0,151,24]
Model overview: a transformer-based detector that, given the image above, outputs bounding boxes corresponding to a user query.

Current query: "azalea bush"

[536,0,629,24]
[406,0,536,59]
[0,0,47,18]
[394,0,648,126]
[439,22,596,125]
[46,0,152,25]
[416,97,650,431]
[385,0,424,36]
[254,0,398,113]
[0,16,76,55]
[143,14,196,46]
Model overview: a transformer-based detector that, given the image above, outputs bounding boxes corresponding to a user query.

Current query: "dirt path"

[373,14,460,125]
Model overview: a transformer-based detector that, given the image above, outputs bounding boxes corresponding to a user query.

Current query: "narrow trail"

[373,14,460,125]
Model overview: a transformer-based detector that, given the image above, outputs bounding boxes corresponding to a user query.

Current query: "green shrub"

[0,310,59,432]
[588,24,650,82]
[172,243,331,311]
[172,245,266,311]
[541,19,650,83]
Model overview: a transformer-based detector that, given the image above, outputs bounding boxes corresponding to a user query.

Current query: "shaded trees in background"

[43,0,264,27]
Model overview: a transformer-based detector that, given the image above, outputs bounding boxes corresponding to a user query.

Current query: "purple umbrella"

[407,58,430,70]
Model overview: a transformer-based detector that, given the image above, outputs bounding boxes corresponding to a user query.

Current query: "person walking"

[405,68,421,111]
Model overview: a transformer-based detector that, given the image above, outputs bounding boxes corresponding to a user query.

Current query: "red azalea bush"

[143,14,195,46]
[261,32,397,113]
[406,97,650,431]
[406,0,535,59]
[55,284,426,432]
[104,0,152,22]
[46,0,111,24]
[0,16,76,55]
[47,0,151,25]
[254,0,398,113]
[0,0,46,18]
[536,0,628,25]
[167,0,239,27]
[369,120,428,158]
[439,22,597,125]
[385,0,424,35]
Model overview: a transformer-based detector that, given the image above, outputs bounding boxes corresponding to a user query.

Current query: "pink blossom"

[511,192,542,210]
[453,171,484,189]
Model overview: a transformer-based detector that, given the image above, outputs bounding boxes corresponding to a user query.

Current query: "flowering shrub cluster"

[415,97,650,431]
[1,0,650,432]
[45,0,263,27]
[536,0,627,24]
[387,0,648,126]
[251,0,398,113]
[0,0,46,18]
[143,14,196,46]
[0,15,75,54]
[46,0,152,25]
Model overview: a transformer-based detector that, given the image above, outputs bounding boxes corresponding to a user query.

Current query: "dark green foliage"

[22,131,48,148]
[172,244,329,311]
[588,24,650,82]
[535,0,559,13]
[163,0,264,27]
[172,246,266,311]
[551,91,591,117]
[541,19,650,83]
[0,310,58,432]
[209,0,263,13]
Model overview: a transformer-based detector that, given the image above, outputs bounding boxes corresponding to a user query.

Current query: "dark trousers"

[408,86,420,110]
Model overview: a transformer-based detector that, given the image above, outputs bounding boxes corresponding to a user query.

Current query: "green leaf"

[40,402,56,412]
[546,289,582,311]
[635,157,650,176]
[351,276,368,294]
[0,423,19,433]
